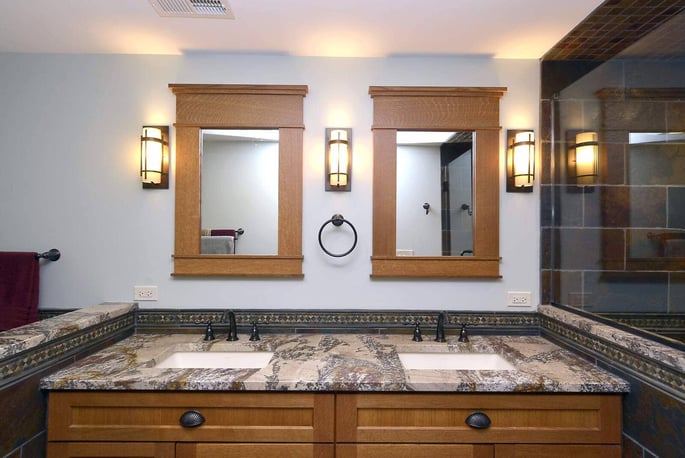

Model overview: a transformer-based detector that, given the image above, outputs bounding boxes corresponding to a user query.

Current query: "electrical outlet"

[507,291,531,307]
[134,286,158,301]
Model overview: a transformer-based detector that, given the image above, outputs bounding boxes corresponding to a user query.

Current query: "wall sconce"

[325,128,352,192]
[506,130,535,192]
[140,125,169,189]
[568,131,598,185]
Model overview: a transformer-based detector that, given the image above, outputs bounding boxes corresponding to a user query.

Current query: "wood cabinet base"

[48,442,174,458]
[495,444,622,457]
[336,444,493,458]
[47,391,622,458]
[176,443,334,458]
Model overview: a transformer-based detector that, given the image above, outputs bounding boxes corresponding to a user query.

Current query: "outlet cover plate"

[507,291,532,307]
[134,286,158,301]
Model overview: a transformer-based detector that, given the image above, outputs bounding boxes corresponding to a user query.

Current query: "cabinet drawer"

[48,391,335,443]
[336,393,621,445]
[336,444,494,458]
[176,443,334,458]
[495,444,621,457]
[47,442,174,458]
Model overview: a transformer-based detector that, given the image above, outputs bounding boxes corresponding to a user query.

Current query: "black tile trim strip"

[604,314,685,331]
[0,314,134,388]
[541,315,684,400]
[38,309,74,320]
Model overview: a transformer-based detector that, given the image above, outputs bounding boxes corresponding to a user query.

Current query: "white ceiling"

[0,0,604,58]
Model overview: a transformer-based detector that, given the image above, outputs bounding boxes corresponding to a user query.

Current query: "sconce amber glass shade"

[506,130,535,192]
[326,128,352,191]
[569,131,598,185]
[140,125,169,189]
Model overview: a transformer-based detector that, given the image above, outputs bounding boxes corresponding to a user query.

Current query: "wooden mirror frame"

[169,84,308,277]
[369,86,506,278]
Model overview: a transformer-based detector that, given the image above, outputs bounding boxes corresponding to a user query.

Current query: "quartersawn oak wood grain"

[369,86,506,278]
[47,391,621,457]
[169,84,307,277]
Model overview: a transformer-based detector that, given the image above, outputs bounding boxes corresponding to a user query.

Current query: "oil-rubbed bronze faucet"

[435,312,447,342]
[223,310,239,341]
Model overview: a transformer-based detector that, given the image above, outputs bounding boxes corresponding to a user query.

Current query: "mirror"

[201,129,279,255]
[169,84,307,277]
[369,86,506,278]
[396,131,474,256]
[625,131,685,266]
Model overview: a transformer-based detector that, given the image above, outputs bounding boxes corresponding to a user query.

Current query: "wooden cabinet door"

[336,444,494,458]
[47,442,174,458]
[495,444,622,457]
[175,443,334,458]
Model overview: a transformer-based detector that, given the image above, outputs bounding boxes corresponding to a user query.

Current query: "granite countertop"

[0,303,135,359]
[40,332,630,393]
[539,305,685,374]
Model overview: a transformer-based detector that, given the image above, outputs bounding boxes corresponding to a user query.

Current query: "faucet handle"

[203,321,215,341]
[404,321,424,342]
[408,321,423,342]
[458,323,469,343]
[249,321,261,341]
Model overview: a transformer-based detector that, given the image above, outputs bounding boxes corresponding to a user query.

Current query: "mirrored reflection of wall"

[396,132,474,257]
[201,130,279,255]
[396,143,442,256]
[444,142,474,256]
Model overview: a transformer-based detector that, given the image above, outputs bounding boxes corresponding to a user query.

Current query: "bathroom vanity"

[47,391,621,457]
[41,333,628,457]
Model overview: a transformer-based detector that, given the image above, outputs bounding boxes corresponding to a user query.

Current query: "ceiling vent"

[148,0,234,19]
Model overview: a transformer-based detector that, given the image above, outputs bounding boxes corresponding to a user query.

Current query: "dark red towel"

[0,252,40,331]
[210,229,236,237]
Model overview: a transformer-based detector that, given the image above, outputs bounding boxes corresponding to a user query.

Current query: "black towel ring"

[318,214,358,258]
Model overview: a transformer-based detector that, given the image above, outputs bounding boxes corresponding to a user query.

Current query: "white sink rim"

[398,352,516,371]
[155,351,274,369]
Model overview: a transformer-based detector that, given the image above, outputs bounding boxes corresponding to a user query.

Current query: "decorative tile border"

[601,313,685,342]
[135,309,540,335]
[607,314,685,330]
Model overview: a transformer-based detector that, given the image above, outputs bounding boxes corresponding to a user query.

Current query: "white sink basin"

[398,352,515,371]
[155,351,274,369]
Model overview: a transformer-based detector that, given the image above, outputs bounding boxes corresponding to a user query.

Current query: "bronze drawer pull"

[465,411,491,429]
[180,410,205,428]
